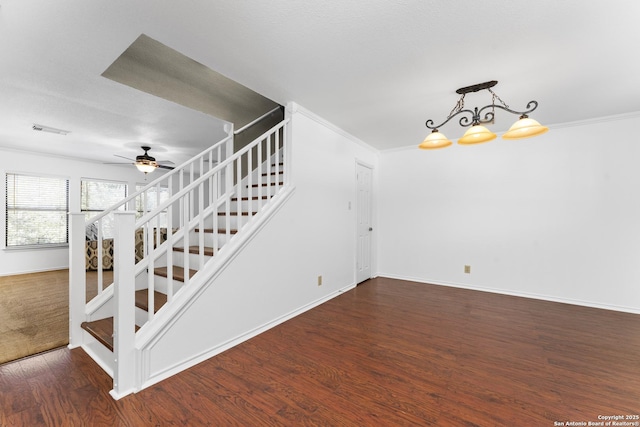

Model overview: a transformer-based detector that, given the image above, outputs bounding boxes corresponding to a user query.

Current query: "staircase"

[68,117,292,399]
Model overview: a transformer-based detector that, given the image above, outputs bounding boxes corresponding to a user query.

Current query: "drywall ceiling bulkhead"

[102,34,281,130]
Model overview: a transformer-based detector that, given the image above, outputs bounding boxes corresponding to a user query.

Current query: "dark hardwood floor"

[1,277,639,426]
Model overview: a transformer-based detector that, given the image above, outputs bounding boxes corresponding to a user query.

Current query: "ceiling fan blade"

[104,162,133,165]
[114,154,135,161]
[157,160,175,166]
[158,164,175,170]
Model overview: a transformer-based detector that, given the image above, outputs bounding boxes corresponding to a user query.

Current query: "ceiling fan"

[112,146,175,174]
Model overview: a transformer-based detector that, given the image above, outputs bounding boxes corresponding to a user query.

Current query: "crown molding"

[386,110,640,153]
[286,102,379,155]
[545,110,640,130]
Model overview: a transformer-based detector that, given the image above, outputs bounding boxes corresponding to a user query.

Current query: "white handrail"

[136,119,288,227]
[234,106,281,135]
[87,135,232,225]
[70,115,290,397]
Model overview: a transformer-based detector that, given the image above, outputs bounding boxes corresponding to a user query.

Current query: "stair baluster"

[70,117,290,398]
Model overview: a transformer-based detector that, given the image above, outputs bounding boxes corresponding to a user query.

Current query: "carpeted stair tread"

[135,289,167,313]
[154,266,197,282]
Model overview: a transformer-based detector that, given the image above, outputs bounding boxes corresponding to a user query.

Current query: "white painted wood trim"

[112,212,138,397]
[68,212,87,348]
[134,185,297,349]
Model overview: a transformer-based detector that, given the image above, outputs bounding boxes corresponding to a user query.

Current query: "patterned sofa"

[85,228,172,271]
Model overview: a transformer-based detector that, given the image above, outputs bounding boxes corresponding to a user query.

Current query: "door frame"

[355,160,374,284]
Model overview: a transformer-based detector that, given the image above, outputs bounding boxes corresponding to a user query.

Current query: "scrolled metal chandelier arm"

[426,100,540,130]
[425,108,477,130]
[477,100,539,119]
[419,81,548,150]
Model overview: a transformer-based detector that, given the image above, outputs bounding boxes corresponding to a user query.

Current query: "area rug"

[0,270,111,364]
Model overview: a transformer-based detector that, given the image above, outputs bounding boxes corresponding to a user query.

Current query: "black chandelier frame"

[425,80,540,130]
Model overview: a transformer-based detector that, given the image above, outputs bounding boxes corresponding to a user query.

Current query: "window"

[81,179,127,239]
[5,173,69,247]
[136,184,170,227]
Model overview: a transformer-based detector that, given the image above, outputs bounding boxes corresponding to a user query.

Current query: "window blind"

[5,173,69,247]
[81,179,127,239]
[135,184,170,227]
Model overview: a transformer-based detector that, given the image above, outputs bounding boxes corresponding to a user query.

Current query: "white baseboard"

[378,273,640,315]
[0,265,68,277]
[109,387,137,401]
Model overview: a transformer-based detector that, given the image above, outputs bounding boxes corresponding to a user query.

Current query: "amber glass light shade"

[502,116,549,139]
[457,125,497,145]
[419,130,453,150]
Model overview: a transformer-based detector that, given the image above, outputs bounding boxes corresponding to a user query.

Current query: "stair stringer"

[85,285,114,321]
[73,285,116,377]
[133,184,296,391]
[81,332,116,377]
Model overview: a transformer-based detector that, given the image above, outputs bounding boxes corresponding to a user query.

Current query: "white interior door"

[356,162,372,284]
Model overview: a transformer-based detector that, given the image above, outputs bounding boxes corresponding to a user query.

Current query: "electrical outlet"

[464,265,471,274]
[318,275,323,286]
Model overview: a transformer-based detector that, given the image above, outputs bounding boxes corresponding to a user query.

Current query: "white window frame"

[81,178,128,239]
[135,183,170,225]
[5,172,70,249]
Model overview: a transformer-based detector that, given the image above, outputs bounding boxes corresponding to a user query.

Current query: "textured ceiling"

[0,0,639,165]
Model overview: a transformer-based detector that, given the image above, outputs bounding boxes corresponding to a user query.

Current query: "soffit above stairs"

[102,34,280,130]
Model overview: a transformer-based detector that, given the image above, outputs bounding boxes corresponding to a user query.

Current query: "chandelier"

[419,80,548,149]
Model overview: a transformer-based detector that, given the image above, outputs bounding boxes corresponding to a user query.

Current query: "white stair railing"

[69,133,233,348]
[69,118,289,396]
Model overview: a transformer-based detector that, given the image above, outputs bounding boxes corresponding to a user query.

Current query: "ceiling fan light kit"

[110,146,174,173]
[419,80,548,150]
[135,160,158,174]
[135,146,158,174]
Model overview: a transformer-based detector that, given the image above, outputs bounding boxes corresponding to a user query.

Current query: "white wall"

[0,148,158,276]
[144,104,380,378]
[378,114,640,313]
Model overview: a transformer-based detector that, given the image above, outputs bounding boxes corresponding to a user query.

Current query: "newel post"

[68,213,86,348]
[110,211,137,399]
[284,102,296,186]
[224,122,234,159]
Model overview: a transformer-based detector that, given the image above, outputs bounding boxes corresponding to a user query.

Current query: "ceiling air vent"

[32,124,70,135]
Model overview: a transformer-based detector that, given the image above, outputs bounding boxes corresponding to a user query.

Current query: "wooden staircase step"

[231,196,270,201]
[195,228,238,234]
[81,318,114,351]
[218,212,257,216]
[135,289,167,313]
[249,182,283,187]
[174,246,215,256]
[154,266,197,282]
[80,317,139,352]
[261,170,284,176]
